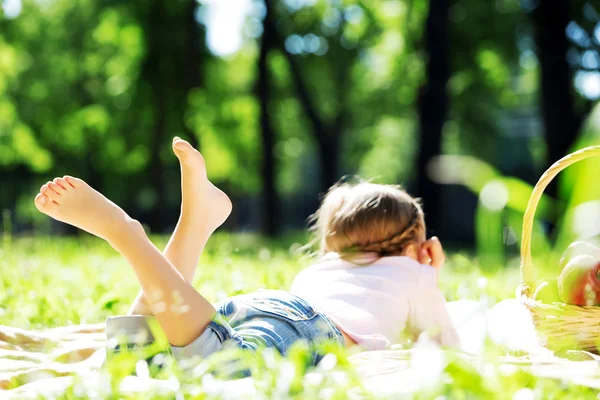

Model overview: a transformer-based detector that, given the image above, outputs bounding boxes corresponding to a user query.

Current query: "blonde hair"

[310,181,426,258]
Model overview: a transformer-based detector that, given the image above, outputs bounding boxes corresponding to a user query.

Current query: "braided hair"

[309,181,426,260]
[353,201,423,256]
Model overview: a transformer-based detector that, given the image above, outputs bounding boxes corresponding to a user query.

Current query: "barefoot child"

[33,137,458,367]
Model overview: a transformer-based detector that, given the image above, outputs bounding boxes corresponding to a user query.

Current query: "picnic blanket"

[2,300,599,399]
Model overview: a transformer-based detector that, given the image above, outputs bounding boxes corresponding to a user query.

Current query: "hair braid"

[353,200,423,256]
[310,181,427,260]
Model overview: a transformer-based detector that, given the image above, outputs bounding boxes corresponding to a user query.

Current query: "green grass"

[0,233,520,328]
[1,233,598,399]
[0,233,312,328]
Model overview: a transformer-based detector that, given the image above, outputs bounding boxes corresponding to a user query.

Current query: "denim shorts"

[106,290,344,368]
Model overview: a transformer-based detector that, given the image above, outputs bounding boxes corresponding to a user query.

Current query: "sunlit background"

[1,0,600,260]
[4,3,600,397]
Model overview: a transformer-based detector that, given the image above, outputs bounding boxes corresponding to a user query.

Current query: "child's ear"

[418,246,432,265]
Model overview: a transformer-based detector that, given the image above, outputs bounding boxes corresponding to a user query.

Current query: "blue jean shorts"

[106,290,344,368]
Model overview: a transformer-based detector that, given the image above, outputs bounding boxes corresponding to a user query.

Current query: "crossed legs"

[128,138,232,315]
[34,138,231,347]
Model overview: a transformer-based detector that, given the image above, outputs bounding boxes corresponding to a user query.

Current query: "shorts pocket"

[239,290,318,322]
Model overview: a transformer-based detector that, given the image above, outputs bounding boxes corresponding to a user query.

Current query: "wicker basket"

[518,145,600,353]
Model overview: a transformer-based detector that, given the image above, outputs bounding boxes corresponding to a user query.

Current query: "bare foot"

[172,137,232,233]
[34,176,139,243]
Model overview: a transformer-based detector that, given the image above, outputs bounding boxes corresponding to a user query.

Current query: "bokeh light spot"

[2,0,22,19]
[285,35,303,55]
[575,71,600,100]
[480,181,509,211]
[199,0,252,56]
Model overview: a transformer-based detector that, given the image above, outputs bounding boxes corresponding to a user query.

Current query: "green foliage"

[556,106,600,252]
[433,102,600,276]
[2,0,596,232]
[2,0,600,397]
[2,234,599,398]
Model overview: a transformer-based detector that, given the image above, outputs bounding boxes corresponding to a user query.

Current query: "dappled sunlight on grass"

[0,232,525,329]
[2,233,600,398]
[0,232,312,328]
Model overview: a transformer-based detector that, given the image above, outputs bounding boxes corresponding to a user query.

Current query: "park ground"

[2,233,599,399]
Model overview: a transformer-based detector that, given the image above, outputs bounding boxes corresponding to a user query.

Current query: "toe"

[53,177,70,191]
[48,181,66,196]
[173,138,194,153]
[47,182,63,195]
[173,138,205,170]
[63,176,83,188]
[34,193,54,213]
[42,183,61,203]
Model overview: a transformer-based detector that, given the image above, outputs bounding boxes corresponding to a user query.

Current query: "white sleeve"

[409,267,460,348]
[289,268,309,294]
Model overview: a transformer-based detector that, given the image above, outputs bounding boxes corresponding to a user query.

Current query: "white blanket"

[2,300,596,399]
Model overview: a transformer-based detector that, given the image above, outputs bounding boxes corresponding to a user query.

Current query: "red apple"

[558,254,600,306]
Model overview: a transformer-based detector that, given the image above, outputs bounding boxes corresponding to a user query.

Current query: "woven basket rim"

[519,145,600,303]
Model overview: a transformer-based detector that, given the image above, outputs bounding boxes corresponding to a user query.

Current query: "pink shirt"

[290,255,460,350]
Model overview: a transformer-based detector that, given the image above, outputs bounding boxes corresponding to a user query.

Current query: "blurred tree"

[267,0,387,194]
[531,1,582,198]
[0,0,146,225]
[4,0,588,242]
[0,0,208,231]
[416,0,528,240]
[267,3,340,194]
[127,0,207,229]
[446,0,525,160]
[415,0,450,235]
[528,1,600,203]
[257,0,279,236]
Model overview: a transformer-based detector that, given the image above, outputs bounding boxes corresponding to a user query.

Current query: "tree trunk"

[267,12,336,196]
[183,0,201,150]
[317,113,343,193]
[257,0,279,236]
[317,133,340,194]
[416,0,450,235]
[144,0,167,231]
[148,84,167,230]
[531,1,581,199]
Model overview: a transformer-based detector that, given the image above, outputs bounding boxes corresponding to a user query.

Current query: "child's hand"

[418,237,445,269]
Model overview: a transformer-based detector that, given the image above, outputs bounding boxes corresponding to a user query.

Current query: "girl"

[33,138,458,368]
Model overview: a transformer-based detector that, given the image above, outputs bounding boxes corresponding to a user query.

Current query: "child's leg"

[34,176,224,347]
[128,137,232,315]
